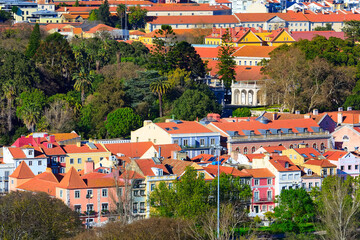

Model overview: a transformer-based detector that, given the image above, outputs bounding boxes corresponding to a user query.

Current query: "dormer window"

[250,130,255,136]
[28,150,33,155]
[307,169,312,175]
[288,129,293,133]
[47,143,52,148]
[285,162,289,168]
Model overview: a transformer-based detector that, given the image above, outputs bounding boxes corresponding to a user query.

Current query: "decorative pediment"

[267,16,286,23]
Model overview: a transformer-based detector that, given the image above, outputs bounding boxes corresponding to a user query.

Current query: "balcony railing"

[253,197,274,203]
[133,184,146,189]
[229,131,330,142]
[182,144,215,149]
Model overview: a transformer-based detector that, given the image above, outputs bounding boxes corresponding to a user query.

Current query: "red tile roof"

[242,168,275,178]
[194,46,220,59]
[294,148,321,159]
[162,158,194,175]
[291,31,345,41]
[235,12,309,22]
[134,159,169,177]
[57,167,87,189]
[104,142,153,158]
[262,145,286,153]
[86,24,116,33]
[9,161,35,179]
[326,110,360,124]
[147,15,239,25]
[191,153,215,162]
[156,121,214,134]
[323,150,348,161]
[269,156,300,172]
[204,165,251,177]
[304,159,336,168]
[232,45,277,58]
[119,170,144,179]
[17,174,59,196]
[143,4,230,11]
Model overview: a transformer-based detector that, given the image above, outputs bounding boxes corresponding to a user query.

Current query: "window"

[200,139,205,146]
[200,150,205,154]
[267,178,272,185]
[140,202,145,210]
[100,157,103,161]
[254,191,259,201]
[341,166,344,171]
[267,190,272,200]
[102,188,108,197]
[281,174,286,180]
[29,161,32,166]
[315,182,319,187]
[294,174,300,179]
[87,204,93,212]
[134,190,139,196]
[356,165,359,170]
[330,168,334,175]
[151,184,155,191]
[294,155,297,159]
[321,143,325,150]
[183,139,188,146]
[75,190,80,198]
[70,158,74,164]
[174,140,178,145]
[348,165,352,170]
[309,182,313,188]
[77,158,82,164]
[74,205,81,213]
[102,203,108,211]
[133,202,138,213]
[288,174,293,180]
[254,179,259,185]
[87,158,92,161]
[210,138,215,145]
[289,154,292,159]
[343,135,349,142]
[313,143,317,149]
[29,150,33,155]
[87,190,93,198]
[60,157,65,163]
[243,147,248,154]
[251,147,256,153]
[60,190,63,197]
[38,160,42,165]
[140,190,145,196]
[290,145,293,149]
[38,171,42,174]
[52,157,57,163]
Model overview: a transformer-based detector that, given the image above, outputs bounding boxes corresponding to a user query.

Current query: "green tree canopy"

[105,107,142,138]
[128,5,147,29]
[172,88,221,121]
[343,20,360,43]
[25,23,41,58]
[98,0,111,25]
[272,188,315,233]
[232,107,251,117]
[0,191,82,239]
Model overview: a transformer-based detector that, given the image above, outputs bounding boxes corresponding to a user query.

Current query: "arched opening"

[251,146,256,153]
[233,89,240,105]
[235,147,240,152]
[248,90,254,105]
[243,147,248,154]
[313,143,317,149]
[241,90,247,105]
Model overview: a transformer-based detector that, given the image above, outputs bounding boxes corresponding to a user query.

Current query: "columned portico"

[231,80,265,106]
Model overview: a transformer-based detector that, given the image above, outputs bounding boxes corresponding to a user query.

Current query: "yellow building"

[205,28,263,46]
[302,159,337,177]
[262,28,295,46]
[62,142,111,172]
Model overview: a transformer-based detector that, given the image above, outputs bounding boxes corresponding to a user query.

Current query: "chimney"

[312,109,318,115]
[49,135,55,143]
[304,114,311,119]
[338,112,343,124]
[295,110,300,114]
[143,120,152,127]
[65,7,67,12]
[273,112,277,120]
[76,142,81,147]
[347,106,352,111]
[338,107,343,112]
[84,160,94,175]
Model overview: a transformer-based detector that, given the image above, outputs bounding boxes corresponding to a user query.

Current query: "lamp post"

[215,145,223,239]
[86,193,93,229]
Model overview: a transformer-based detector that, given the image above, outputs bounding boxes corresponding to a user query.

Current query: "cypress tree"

[25,23,41,58]
[98,0,110,25]
[74,0,79,7]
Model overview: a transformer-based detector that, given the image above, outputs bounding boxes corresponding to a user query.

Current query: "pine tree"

[25,23,41,58]
[74,0,79,7]
[98,0,110,25]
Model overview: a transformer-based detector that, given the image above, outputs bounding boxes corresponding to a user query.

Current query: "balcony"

[133,184,146,189]
[253,198,274,203]
[229,131,330,143]
[82,211,97,217]
[182,144,215,150]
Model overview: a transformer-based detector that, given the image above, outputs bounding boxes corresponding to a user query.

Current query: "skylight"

[301,154,308,158]
[310,153,316,157]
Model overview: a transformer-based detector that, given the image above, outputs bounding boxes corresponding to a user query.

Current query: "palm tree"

[2,82,16,132]
[73,68,95,105]
[150,77,170,118]
[21,104,41,132]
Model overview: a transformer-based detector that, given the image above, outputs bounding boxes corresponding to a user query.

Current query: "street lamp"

[214,145,223,239]
[86,193,93,229]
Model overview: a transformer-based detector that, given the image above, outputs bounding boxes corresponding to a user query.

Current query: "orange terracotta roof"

[207,61,267,81]
[242,168,275,178]
[191,153,216,162]
[62,143,108,154]
[17,176,59,196]
[104,142,154,158]
[304,159,336,168]
[262,145,286,153]
[57,167,87,189]
[119,170,144,179]
[294,148,321,159]
[144,4,230,11]
[304,12,360,23]
[8,148,26,158]
[245,153,265,162]
[134,159,169,176]
[35,170,60,183]
[194,46,220,59]
[323,150,348,161]
[269,156,300,172]
[204,165,251,177]
[147,15,239,25]
[9,161,35,179]
[232,45,277,58]
[83,177,116,188]
[86,24,116,33]
[130,30,146,36]
[162,158,194,175]
[155,144,181,159]
[235,12,309,22]
[326,110,360,124]
[263,112,327,124]
[211,118,320,136]
[156,121,214,134]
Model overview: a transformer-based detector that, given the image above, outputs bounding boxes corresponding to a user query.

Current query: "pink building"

[324,150,360,178]
[242,168,275,216]
[299,167,322,191]
[332,125,360,151]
